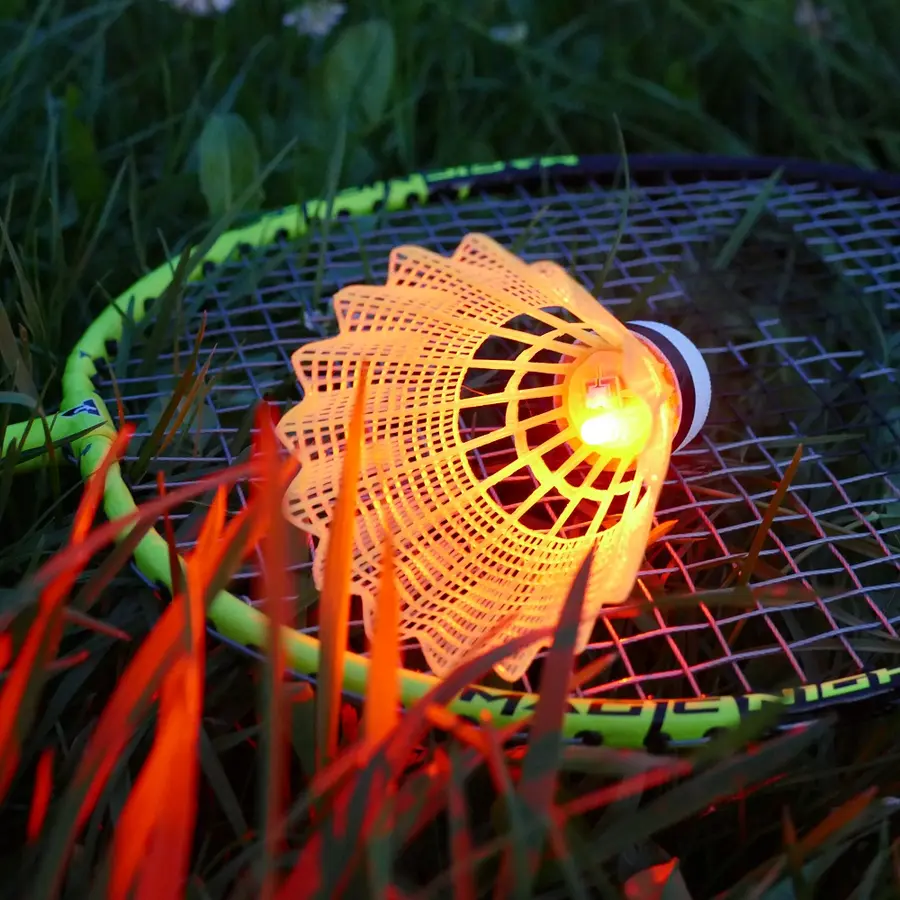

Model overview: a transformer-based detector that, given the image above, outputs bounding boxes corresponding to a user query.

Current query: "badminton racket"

[3,153,899,750]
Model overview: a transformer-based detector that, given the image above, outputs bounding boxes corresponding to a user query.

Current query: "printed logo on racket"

[60,399,103,419]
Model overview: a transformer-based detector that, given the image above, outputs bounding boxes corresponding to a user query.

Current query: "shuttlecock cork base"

[276,234,710,682]
[625,320,712,453]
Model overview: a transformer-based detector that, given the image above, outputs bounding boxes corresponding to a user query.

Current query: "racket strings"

[87,171,900,701]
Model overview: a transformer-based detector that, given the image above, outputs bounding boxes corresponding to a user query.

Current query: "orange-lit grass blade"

[60,608,130,642]
[797,787,878,858]
[73,428,138,544]
[29,456,260,594]
[479,718,530,870]
[730,785,878,896]
[31,445,296,900]
[27,748,54,843]
[287,607,518,829]
[363,529,401,755]
[273,628,536,887]
[422,705,488,756]
[781,805,806,896]
[726,443,804,648]
[622,858,687,900]
[108,489,228,900]
[0,632,12,670]
[67,474,183,618]
[316,360,369,771]
[108,655,203,900]
[132,706,199,900]
[427,752,690,900]
[108,425,299,900]
[736,444,804,588]
[253,404,294,900]
[0,426,134,803]
[568,651,615,693]
[646,519,679,546]
[363,608,523,784]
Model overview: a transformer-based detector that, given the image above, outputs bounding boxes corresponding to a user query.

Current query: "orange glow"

[578,398,653,456]
[563,345,661,461]
[253,403,293,897]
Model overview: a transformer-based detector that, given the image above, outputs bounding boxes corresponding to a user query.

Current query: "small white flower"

[163,0,235,14]
[489,22,528,46]
[283,1,346,38]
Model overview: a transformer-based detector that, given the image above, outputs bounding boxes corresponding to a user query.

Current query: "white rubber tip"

[626,320,712,451]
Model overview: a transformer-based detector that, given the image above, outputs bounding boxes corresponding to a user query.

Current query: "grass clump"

[0,392,897,898]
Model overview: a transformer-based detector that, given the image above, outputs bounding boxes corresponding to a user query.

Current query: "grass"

[2,0,900,896]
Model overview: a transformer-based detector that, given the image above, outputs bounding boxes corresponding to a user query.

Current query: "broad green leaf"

[323,19,396,130]
[197,113,263,218]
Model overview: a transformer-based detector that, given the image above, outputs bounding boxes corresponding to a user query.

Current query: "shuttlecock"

[276,234,710,681]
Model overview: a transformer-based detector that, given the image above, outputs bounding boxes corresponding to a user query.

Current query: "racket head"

[49,154,900,749]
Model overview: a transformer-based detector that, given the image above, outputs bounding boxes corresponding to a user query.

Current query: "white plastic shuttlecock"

[276,234,711,681]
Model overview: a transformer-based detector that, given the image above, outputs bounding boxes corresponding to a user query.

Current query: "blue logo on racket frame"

[61,399,102,419]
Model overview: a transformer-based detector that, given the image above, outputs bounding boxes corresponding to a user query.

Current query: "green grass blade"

[713,167,784,271]
[130,316,210,480]
[592,117,631,298]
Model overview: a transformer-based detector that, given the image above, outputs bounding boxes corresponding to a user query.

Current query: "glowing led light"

[578,399,653,456]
